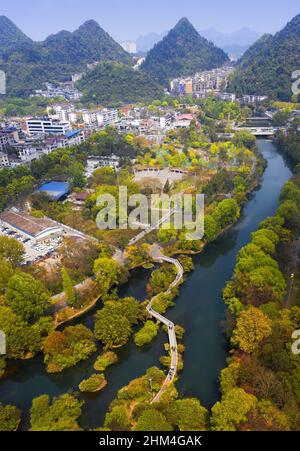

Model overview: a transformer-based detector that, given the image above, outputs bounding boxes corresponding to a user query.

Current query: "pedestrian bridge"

[235,126,277,137]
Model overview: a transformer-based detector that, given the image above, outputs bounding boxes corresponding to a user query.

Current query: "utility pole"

[149,378,153,397]
[287,273,295,307]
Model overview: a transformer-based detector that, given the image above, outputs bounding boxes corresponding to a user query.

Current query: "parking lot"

[0,225,62,264]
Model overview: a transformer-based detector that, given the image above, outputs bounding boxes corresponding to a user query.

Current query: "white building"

[27,118,71,136]
[217,92,236,102]
[82,110,98,126]
[85,156,120,177]
[48,104,75,123]
[72,73,83,83]
[68,112,78,124]
[18,147,40,163]
[97,109,118,127]
[240,95,268,104]
[0,151,9,168]
[0,130,18,150]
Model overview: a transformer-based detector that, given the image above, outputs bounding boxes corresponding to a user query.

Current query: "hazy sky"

[2,0,299,41]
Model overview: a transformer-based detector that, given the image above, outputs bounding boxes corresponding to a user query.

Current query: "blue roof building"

[38,182,70,200]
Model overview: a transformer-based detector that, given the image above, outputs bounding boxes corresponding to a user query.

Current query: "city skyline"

[1,0,299,41]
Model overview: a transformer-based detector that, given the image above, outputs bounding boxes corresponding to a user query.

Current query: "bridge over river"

[234,126,284,137]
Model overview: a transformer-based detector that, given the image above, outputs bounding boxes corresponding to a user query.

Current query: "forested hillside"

[142,18,229,85]
[0,18,132,96]
[230,14,300,101]
[78,61,163,105]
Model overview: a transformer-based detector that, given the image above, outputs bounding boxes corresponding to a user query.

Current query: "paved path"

[147,245,184,403]
[128,208,177,246]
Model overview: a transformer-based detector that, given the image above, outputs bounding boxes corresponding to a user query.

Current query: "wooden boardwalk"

[147,248,184,403]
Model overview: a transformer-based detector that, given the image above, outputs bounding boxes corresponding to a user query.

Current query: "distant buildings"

[240,95,268,104]
[72,73,84,83]
[170,67,269,105]
[0,102,120,168]
[174,114,195,128]
[81,108,118,127]
[32,82,83,101]
[85,156,120,178]
[47,105,119,128]
[26,118,72,136]
[47,104,76,123]
[121,41,137,54]
[217,92,236,102]
[0,128,19,150]
[170,66,235,98]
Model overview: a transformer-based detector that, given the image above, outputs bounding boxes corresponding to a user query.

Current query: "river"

[0,140,292,430]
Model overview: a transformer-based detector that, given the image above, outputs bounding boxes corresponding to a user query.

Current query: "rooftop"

[0,210,60,238]
[38,181,70,200]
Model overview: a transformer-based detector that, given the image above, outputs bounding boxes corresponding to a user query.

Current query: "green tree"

[0,404,21,431]
[213,199,240,229]
[204,214,220,243]
[94,308,132,349]
[237,266,287,305]
[232,306,273,354]
[134,408,173,431]
[30,394,83,431]
[252,229,280,246]
[251,235,276,255]
[79,374,107,393]
[220,362,240,395]
[43,325,96,373]
[165,399,208,431]
[233,131,256,150]
[0,258,14,294]
[94,352,118,372]
[61,267,77,307]
[134,321,159,347]
[94,257,121,294]
[278,200,300,232]
[6,272,50,324]
[104,297,141,326]
[0,236,24,267]
[0,306,44,359]
[104,406,131,431]
[280,181,300,204]
[211,388,258,431]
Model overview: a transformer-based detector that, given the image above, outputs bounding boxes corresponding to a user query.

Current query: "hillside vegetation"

[78,61,163,105]
[142,18,229,85]
[0,18,132,96]
[230,14,300,101]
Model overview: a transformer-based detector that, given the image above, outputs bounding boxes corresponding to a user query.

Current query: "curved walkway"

[147,246,184,403]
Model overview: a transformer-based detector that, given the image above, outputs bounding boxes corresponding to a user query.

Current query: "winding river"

[0,140,293,430]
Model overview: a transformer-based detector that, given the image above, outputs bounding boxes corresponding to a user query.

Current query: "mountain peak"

[78,19,102,32]
[174,17,196,32]
[142,18,229,84]
[0,15,32,51]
